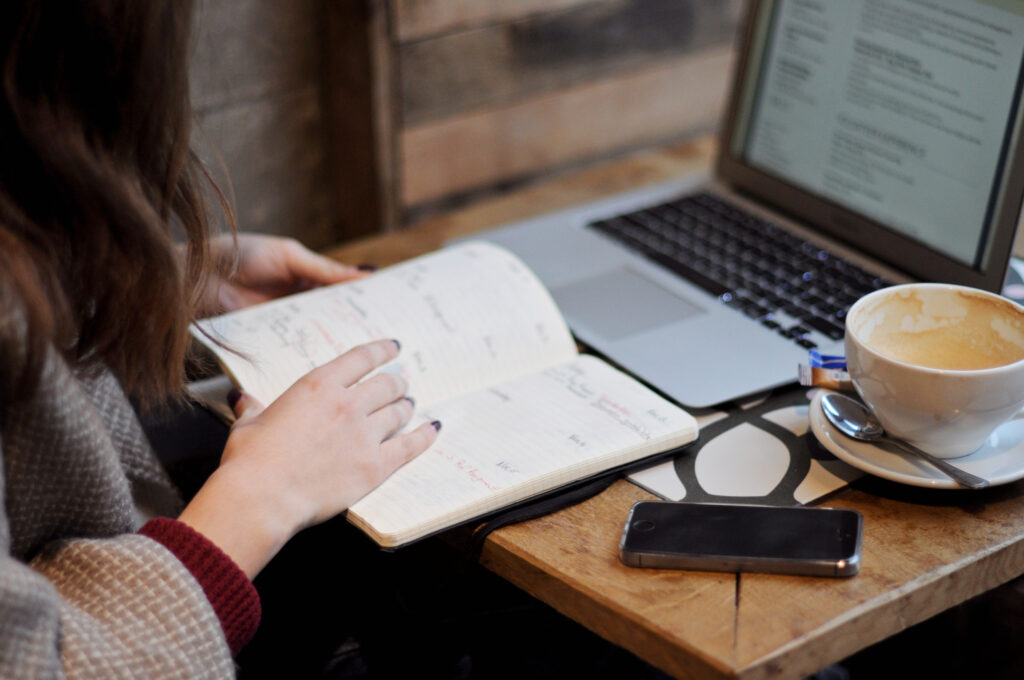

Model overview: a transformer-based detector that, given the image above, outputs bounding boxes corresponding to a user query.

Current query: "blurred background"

[189,0,743,249]
[189,0,1024,261]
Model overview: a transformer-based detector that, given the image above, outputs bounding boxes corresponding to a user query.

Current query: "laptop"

[470,0,1024,408]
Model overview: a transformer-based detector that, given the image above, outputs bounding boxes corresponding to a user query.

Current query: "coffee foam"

[853,289,1024,370]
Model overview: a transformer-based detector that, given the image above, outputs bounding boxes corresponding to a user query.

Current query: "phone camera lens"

[633,519,655,532]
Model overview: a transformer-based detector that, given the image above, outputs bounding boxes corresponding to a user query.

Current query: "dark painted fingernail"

[391,339,401,351]
[430,420,442,432]
[226,388,242,409]
[357,263,379,272]
[404,396,416,408]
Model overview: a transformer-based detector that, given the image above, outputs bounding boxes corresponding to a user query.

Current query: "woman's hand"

[202,233,368,313]
[177,339,439,578]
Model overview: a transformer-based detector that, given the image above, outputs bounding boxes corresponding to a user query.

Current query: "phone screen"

[620,502,862,576]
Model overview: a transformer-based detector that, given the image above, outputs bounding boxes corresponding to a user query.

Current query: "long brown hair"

[0,0,224,410]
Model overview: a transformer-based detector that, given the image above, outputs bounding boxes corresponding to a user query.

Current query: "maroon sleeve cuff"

[139,517,261,655]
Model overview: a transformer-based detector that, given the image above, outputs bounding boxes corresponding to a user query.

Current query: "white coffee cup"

[844,283,1024,458]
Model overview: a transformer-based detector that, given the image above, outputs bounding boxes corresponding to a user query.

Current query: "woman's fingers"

[275,237,364,286]
[351,372,409,415]
[365,396,416,441]
[380,421,441,469]
[307,338,401,389]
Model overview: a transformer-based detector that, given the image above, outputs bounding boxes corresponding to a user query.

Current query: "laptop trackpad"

[552,268,706,341]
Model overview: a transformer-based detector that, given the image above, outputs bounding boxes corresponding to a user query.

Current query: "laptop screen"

[725,0,1024,277]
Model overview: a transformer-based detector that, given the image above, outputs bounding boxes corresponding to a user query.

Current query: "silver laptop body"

[471,0,1024,408]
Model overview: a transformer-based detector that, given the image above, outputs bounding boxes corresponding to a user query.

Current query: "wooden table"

[327,138,1024,680]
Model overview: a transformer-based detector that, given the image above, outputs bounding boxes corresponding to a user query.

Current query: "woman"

[0,1,437,676]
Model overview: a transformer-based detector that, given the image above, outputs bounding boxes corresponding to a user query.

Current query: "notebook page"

[192,242,577,406]
[347,354,698,547]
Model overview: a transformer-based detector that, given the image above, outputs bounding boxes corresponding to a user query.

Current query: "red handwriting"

[311,319,334,345]
[467,469,499,492]
[434,448,500,492]
[597,395,631,417]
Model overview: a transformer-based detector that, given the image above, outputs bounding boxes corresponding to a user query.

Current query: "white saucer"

[808,391,1024,489]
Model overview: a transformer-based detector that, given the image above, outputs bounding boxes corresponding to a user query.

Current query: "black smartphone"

[619,501,862,577]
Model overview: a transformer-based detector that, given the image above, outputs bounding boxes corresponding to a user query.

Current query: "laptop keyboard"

[588,192,892,349]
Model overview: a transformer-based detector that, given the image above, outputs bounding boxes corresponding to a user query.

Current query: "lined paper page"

[192,242,578,406]
[347,355,698,548]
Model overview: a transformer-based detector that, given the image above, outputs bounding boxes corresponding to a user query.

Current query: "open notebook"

[192,242,698,548]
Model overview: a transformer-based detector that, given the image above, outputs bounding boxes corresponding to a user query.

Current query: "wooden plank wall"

[190,0,745,245]
[394,0,744,221]
[392,0,596,42]
[189,0,339,249]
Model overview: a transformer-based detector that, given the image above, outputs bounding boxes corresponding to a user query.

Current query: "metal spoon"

[821,392,990,490]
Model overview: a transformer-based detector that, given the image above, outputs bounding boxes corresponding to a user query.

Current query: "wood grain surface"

[398,0,742,126]
[322,0,400,239]
[327,138,1024,679]
[391,0,597,43]
[191,0,339,247]
[399,46,733,207]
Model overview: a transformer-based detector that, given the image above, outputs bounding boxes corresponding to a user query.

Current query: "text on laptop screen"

[738,0,1024,267]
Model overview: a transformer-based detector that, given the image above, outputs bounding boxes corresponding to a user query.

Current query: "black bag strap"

[466,472,620,560]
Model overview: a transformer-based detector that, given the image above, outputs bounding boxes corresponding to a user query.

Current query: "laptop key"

[804,316,846,340]
[645,251,730,297]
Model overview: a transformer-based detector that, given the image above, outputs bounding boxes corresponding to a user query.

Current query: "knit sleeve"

[139,517,261,653]
[0,328,240,677]
[0,533,237,678]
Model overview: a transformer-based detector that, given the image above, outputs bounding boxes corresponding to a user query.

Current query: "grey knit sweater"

[0,342,236,677]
